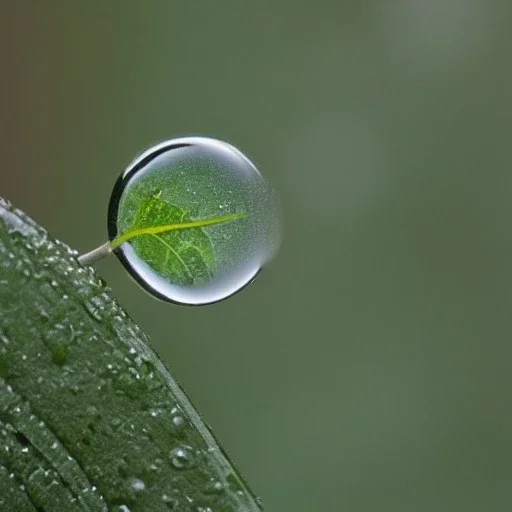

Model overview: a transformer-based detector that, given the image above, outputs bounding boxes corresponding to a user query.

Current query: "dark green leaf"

[0,198,262,512]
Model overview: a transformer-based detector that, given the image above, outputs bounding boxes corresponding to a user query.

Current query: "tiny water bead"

[169,446,193,469]
[102,136,281,305]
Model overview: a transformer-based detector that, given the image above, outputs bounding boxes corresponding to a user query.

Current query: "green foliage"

[0,198,261,512]
[113,191,245,287]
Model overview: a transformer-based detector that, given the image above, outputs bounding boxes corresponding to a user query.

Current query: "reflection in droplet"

[108,137,281,305]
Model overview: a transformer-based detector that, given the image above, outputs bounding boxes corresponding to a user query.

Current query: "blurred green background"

[2,1,512,510]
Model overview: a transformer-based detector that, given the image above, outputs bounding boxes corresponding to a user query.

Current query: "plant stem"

[78,211,246,265]
[77,241,112,265]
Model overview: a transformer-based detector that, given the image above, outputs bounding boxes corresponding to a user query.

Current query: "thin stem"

[78,212,246,266]
[77,242,112,266]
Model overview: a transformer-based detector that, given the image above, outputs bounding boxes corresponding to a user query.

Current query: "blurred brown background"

[2,1,512,510]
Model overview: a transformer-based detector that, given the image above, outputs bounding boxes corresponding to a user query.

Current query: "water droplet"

[171,414,186,434]
[148,457,164,473]
[169,446,193,469]
[108,137,281,305]
[130,477,146,493]
[50,343,68,365]
[204,478,224,495]
[162,493,179,508]
[42,322,72,366]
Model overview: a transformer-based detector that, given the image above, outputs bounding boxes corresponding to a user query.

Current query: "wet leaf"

[0,197,262,512]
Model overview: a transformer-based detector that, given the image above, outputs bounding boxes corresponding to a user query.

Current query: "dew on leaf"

[161,493,179,508]
[50,343,68,366]
[169,446,193,469]
[170,414,186,434]
[204,478,224,495]
[130,477,146,493]
[148,457,164,473]
[107,137,281,305]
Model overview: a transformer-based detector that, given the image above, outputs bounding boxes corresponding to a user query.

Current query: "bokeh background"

[2,2,512,510]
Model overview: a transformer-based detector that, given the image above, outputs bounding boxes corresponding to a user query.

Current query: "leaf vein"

[151,234,194,282]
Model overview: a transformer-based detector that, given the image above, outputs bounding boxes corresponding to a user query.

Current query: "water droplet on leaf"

[161,493,179,508]
[169,446,193,469]
[108,137,281,305]
[170,414,186,434]
[130,477,146,493]
[204,478,224,495]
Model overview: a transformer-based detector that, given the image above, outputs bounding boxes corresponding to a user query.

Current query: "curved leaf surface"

[0,198,261,512]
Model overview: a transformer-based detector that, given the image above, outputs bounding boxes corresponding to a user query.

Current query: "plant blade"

[0,198,262,512]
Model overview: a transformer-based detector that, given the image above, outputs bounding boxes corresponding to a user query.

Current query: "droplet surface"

[130,477,146,493]
[108,137,281,305]
[169,446,193,469]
